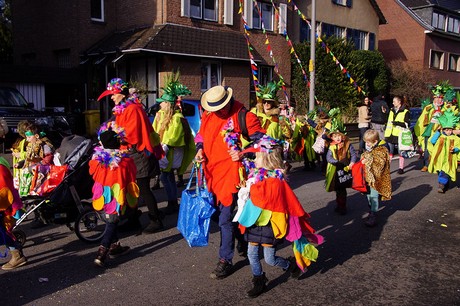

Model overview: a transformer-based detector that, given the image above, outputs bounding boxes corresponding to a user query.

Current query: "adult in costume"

[98,78,164,234]
[195,85,265,279]
[153,72,195,214]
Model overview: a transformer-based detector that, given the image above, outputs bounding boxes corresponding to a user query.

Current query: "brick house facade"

[376,0,460,88]
[11,0,292,116]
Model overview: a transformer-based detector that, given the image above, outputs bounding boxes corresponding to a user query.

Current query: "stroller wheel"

[13,229,27,246]
[74,206,107,243]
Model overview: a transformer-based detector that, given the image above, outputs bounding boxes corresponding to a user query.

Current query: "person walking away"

[234,136,320,298]
[360,129,392,227]
[358,97,372,154]
[90,123,138,267]
[195,85,265,279]
[370,94,388,140]
[97,78,165,234]
[384,96,410,174]
[153,72,195,215]
[427,109,460,193]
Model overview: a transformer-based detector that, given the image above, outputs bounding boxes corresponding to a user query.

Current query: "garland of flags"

[251,1,290,102]
[289,0,366,96]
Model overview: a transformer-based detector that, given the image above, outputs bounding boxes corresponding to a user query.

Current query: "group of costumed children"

[415,81,460,194]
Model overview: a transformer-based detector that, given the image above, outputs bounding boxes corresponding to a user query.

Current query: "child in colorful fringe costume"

[0,156,27,270]
[234,136,322,298]
[325,114,358,215]
[427,109,460,194]
[291,114,317,171]
[414,81,456,172]
[11,120,29,189]
[360,129,392,227]
[153,71,196,214]
[90,122,139,267]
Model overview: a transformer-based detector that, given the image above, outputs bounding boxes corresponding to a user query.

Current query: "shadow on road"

[304,183,432,278]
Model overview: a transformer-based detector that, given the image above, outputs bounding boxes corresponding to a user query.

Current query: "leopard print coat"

[361,145,392,200]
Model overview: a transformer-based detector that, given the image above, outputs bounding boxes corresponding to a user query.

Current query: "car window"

[0,88,29,107]
[182,102,196,117]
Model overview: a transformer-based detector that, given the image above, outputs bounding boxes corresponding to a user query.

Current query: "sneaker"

[421,166,428,172]
[397,168,404,175]
[210,259,233,279]
[437,183,445,193]
[94,246,108,267]
[109,242,130,258]
[287,257,302,279]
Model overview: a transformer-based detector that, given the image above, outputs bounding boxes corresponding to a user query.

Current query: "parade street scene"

[0,0,460,305]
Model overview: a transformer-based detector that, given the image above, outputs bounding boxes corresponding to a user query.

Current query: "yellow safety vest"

[384,109,408,138]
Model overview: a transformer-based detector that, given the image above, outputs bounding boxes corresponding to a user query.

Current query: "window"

[321,23,345,39]
[201,62,221,91]
[432,12,445,30]
[347,29,367,50]
[190,0,217,21]
[55,49,71,68]
[91,0,104,22]
[430,50,444,69]
[258,66,273,87]
[447,17,460,34]
[332,0,352,8]
[252,2,274,31]
[300,20,311,42]
[448,54,460,72]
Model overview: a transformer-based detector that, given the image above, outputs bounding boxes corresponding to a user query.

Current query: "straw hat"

[201,85,233,112]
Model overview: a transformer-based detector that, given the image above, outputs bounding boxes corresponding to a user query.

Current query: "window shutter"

[243,0,253,28]
[278,3,287,35]
[331,0,338,4]
[181,0,190,17]
[369,33,375,51]
[346,0,352,7]
[224,0,234,25]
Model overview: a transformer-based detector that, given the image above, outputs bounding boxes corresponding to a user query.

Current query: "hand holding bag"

[351,161,368,193]
[398,128,414,151]
[177,163,215,247]
[335,163,353,189]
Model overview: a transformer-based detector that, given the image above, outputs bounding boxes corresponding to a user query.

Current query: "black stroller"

[12,135,108,245]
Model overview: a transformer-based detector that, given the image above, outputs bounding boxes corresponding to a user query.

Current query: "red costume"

[199,101,264,206]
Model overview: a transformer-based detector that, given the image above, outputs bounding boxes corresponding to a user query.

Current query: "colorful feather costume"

[234,168,322,272]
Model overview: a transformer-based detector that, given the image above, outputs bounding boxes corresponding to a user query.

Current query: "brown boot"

[2,249,27,270]
[94,246,109,267]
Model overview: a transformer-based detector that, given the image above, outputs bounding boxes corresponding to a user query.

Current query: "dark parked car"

[409,107,422,131]
[0,87,72,150]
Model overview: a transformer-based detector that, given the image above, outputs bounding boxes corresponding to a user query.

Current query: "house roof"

[369,0,387,24]
[84,23,264,63]
[400,0,460,11]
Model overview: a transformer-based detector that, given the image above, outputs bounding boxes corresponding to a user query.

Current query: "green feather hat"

[431,80,453,99]
[327,107,346,134]
[438,108,459,129]
[256,80,283,104]
[157,71,191,103]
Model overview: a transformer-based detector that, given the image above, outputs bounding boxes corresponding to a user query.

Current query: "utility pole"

[309,0,316,112]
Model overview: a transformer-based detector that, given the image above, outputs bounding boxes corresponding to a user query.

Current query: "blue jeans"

[160,171,177,201]
[247,243,289,276]
[101,220,119,248]
[218,200,237,263]
[359,127,369,152]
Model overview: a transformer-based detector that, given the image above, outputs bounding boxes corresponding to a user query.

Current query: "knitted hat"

[97,78,129,101]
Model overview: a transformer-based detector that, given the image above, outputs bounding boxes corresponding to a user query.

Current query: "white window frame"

[448,53,460,72]
[243,0,253,28]
[185,0,218,21]
[447,16,460,34]
[90,0,104,22]
[334,26,346,39]
[430,50,444,70]
[432,12,446,30]
[201,61,221,92]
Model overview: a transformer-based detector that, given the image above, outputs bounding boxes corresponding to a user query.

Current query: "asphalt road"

[1,157,459,306]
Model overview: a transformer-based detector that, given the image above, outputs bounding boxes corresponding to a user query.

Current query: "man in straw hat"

[195,85,265,279]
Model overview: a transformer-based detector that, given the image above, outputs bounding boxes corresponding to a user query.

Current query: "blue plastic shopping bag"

[177,164,215,247]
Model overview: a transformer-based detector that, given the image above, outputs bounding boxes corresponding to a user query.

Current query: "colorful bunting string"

[289,0,366,96]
